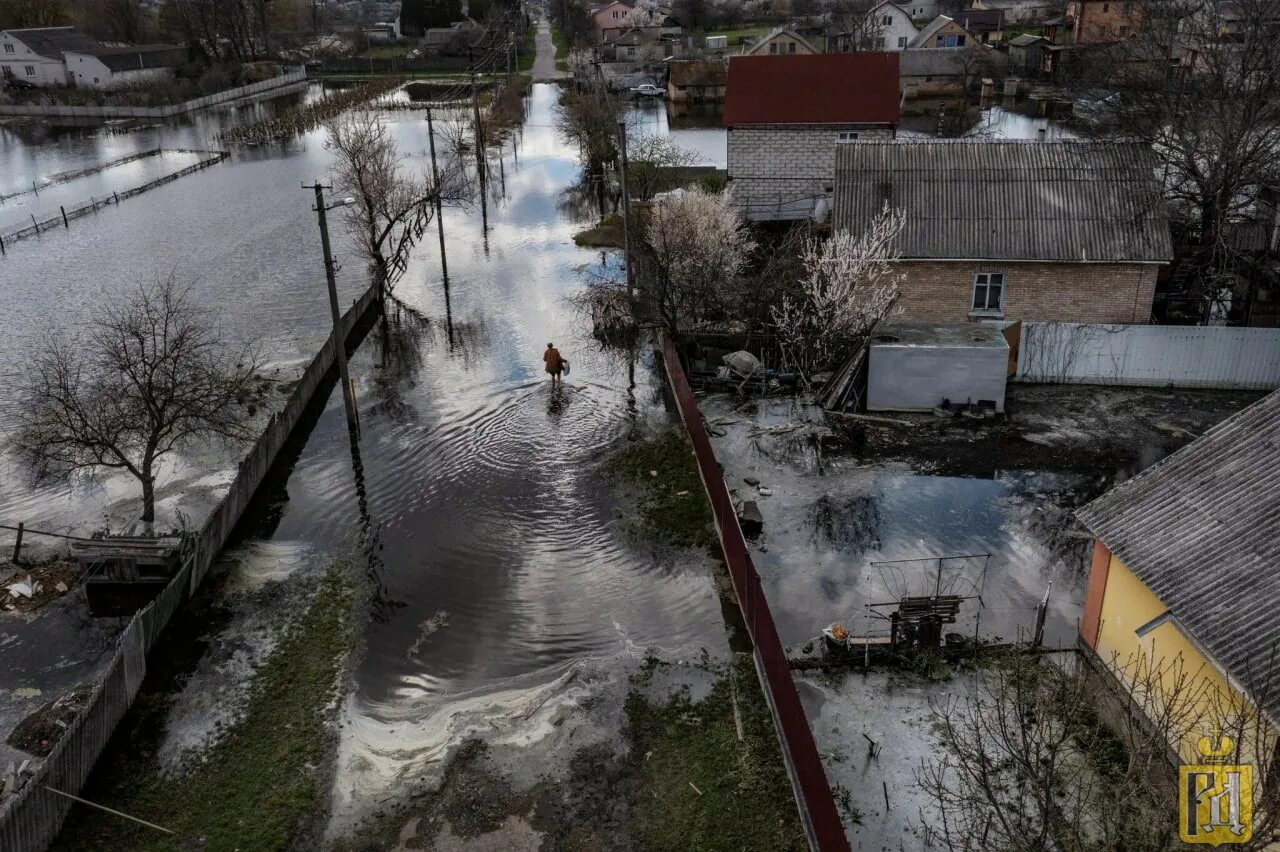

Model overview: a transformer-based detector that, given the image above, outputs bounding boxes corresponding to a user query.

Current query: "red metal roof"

[723,53,901,126]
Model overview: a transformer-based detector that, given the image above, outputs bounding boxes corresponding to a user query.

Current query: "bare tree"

[13,278,264,529]
[622,135,701,202]
[555,79,625,176]
[1065,0,1280,316]
[828,0,885,51]
[771,205,904,380]
[326,110,467,294]
[919,649,1280,851]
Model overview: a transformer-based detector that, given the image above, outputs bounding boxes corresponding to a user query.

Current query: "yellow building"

[1077,389,1280,769]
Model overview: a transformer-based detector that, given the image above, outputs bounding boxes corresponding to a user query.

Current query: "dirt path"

[532,17,569,82]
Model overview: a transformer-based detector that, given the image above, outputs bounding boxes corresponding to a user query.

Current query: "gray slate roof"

[1076,390,1280,718]
[898,46,971,76]
[81,44,183,71]
[7,26,100,58]
[832,140,1173,262]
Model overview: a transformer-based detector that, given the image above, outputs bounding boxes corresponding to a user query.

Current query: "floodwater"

[701,396,1088,650]
[4,80,730,841]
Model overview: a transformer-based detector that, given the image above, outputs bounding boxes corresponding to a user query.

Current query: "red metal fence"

[661,338,850,852]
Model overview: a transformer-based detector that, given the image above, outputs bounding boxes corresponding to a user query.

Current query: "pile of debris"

[0,561,78,615]
[6,684,93,758]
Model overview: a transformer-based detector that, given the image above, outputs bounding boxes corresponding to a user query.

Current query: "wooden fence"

[0,69,307,119]
[0,150,228,251]
[0,283,383,852]
[660,337,851,852]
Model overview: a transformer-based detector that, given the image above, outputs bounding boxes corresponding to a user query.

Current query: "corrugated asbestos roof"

[832,140,1173,262]
[7,26,100,57]
[1076,390,1280,718]
[724,53,900,126]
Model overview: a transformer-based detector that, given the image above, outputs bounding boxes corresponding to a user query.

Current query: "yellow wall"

[1096,554,1273,765]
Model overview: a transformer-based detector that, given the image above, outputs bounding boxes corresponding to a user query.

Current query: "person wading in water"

[543,343,567,387]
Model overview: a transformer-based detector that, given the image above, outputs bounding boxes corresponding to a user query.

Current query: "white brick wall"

[726,123,894,220]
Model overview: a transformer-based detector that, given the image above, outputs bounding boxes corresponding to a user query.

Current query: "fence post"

[60,206,68,228]
[12,523,24,564]
[30,214,38,233]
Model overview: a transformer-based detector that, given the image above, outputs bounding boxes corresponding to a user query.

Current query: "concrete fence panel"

[1015,323,1280,389]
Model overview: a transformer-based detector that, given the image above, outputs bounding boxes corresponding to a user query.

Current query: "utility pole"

[617,120,635,300]
[305,181,359,434]
[470,71,487,195]
[425,107,450,288]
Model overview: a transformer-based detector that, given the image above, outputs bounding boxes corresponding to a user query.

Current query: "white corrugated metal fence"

[1015,323,1280,389]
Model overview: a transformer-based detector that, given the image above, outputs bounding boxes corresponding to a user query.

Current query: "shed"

[705,34,727,48]
[73,535,184,616]
[867,324,1008,412]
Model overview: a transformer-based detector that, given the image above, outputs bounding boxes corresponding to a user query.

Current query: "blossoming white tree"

[771,205,906,381]
[640,186,757,340]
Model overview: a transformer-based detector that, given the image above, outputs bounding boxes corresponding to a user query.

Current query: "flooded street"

[4,76,739,847]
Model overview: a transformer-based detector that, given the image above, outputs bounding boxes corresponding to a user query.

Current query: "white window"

[971,272,1005,313]
[837,131,860,141]
[898,36,908,47]
[3,43,14,53]
[24,65,35,76]
[882,14,892,24]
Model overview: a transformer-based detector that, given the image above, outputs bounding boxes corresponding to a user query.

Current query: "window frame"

[836,131,860,142]
[897,35,908,47]
[970,272,1006,315]
[24,65,35,76]
[3,43,14,54]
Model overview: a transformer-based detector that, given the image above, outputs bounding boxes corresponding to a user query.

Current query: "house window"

[837,131,860,141]
[769,42,778,53]
[612,10,619,18]
[788,41,796,53]
[1102,2,1109,9]
[882,14,892,24]
[3,43,14,53]
[898,36,908,47]
[1118,24,1129,36]
[24,65,35,76]
[971,272,1005,313]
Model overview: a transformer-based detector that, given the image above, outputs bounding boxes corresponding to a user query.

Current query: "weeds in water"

[611,430,715,551]
[624,655,806,851]
[55,569,356,852]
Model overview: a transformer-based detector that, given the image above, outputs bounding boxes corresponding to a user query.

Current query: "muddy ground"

[806,384,1263,478]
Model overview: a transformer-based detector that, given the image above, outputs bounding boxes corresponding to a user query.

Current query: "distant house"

[971,0,1059,24]
[725,53,899,221]
[0,27,99,86]
[590,0,636,39]
[667,59,726,103]
[64,44,183,89]
[1066,0,1139,42]
[896,0,939,21]
[951,8,1005,42]
[742,26,818,55]
[420,19,486,54]
[1076,389,1280,764]
[898,46,980,97]
[1005,32,1056,76]
[832,140,1173,323]
[868,1,921,50]
[909,15,976,48]
[362,20,403,43]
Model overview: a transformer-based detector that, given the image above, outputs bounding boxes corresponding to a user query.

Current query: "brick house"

[725,53,899,222]
[1066,0,1139,42]
[832,140,1173,324]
